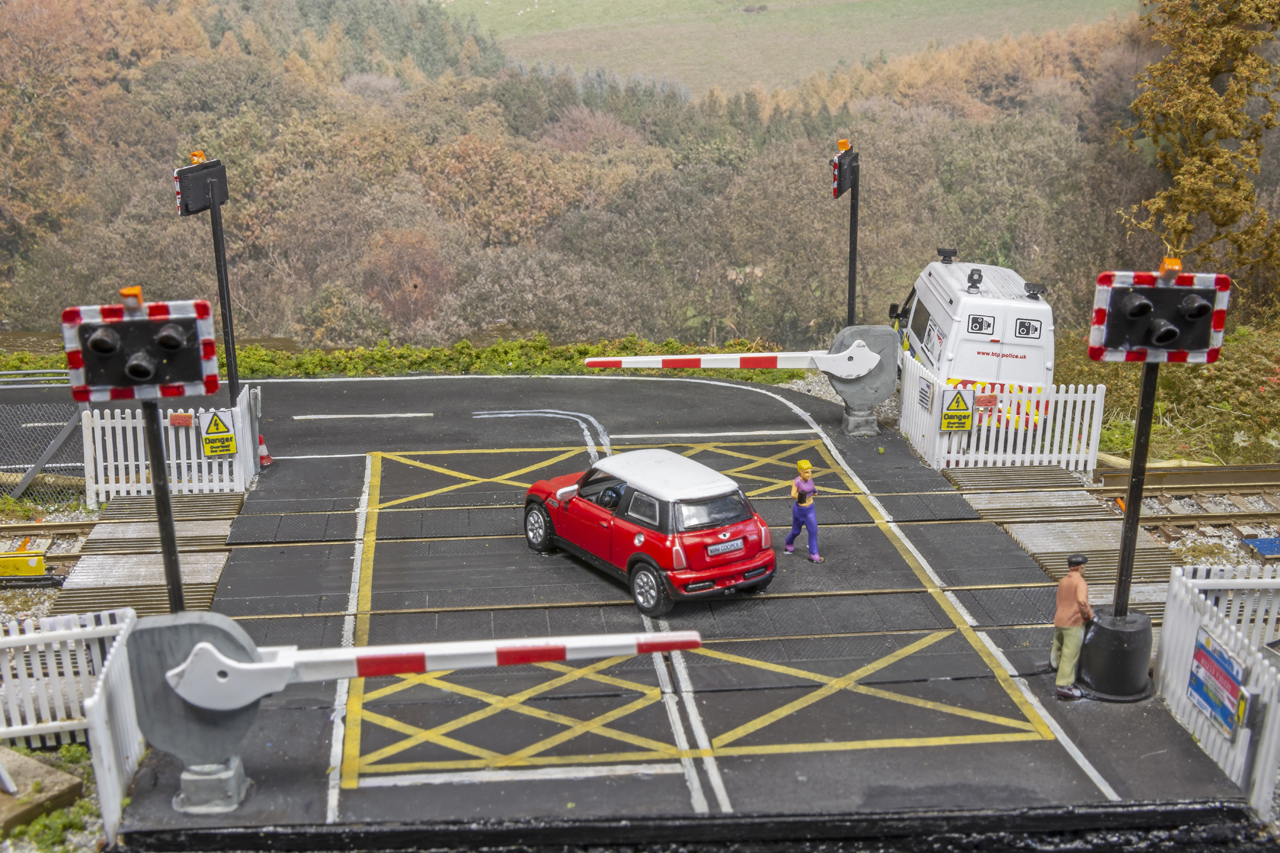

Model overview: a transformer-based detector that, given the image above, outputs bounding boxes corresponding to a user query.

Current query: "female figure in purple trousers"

[784,459,823,563]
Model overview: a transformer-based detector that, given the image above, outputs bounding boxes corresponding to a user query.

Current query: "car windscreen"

[675,491,752,531]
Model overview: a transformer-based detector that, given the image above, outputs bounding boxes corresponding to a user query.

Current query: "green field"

[447,0,1142,94]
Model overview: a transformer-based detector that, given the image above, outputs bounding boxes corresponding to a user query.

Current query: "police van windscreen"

[909,299,932,344]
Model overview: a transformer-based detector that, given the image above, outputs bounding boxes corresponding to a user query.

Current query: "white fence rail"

[84,609,144,846]
[1155,566,1280,820]
[0,609,132,747]
[82,387,255,508]
[898,354,1105,472]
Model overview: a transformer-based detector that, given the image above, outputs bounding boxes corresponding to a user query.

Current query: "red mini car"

[524,449,776,616]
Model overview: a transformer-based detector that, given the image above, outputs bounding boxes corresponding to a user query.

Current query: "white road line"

[657,616,732,814]
[293,413,433,420]
[272,453,369,459]
[641,626,708,814]
[357,764,685,788]
[327,453,372,824]
[473,411,604,463]
[651,652,709,813]
[490,408,612,456]
[612,429,817,439]
[976,632,1121,801]
[20,422,67,428]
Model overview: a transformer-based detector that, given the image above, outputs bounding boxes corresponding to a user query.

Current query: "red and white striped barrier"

[585,339,880,381]
[167,631,702,711]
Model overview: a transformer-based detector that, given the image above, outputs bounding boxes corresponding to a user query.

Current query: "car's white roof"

[593,449,738,503]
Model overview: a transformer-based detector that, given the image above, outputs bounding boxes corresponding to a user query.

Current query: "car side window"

[627,492,660,529]
[578,471,622,503]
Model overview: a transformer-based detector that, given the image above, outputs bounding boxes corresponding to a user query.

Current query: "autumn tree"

[1119,0,1280,311]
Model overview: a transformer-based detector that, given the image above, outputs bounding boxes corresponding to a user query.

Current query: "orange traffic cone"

[258,434,275,467]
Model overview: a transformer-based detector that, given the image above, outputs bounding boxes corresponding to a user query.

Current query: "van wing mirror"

[555,485,579,502]
[889,303,900,319]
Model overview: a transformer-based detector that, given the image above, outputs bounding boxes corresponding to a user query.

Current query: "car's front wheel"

[524,503,554,553]
[630,562,674,617]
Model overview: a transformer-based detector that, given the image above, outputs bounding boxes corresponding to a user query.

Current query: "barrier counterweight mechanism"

[61,290,221,613]
[1082,259,1231,700]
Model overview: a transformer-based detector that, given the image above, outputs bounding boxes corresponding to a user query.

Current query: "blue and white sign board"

[1188,626,1250,741]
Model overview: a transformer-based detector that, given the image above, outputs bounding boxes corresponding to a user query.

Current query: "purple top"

[794,477,816,507]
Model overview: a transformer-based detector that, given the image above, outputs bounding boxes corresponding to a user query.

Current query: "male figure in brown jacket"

[1050,554,1093,700]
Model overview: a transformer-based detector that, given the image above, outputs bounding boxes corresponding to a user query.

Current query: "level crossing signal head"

[830,142,858,199]
[173,156,228,216]
[1088,262,1230,363]
[62,288,220,402]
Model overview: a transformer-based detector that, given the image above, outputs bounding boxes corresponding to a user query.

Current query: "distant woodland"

[3,0,1277,350]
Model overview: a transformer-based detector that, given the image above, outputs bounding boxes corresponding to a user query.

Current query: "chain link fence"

[0,402,86,511]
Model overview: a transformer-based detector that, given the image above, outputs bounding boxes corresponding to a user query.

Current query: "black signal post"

[1077,260,1229,701]
[174,156,239,403]
[1114,361,1159,617]
[831,144,860,327]
[65,294,220,612]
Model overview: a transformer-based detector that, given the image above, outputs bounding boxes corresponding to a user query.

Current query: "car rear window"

[676,492,751,531]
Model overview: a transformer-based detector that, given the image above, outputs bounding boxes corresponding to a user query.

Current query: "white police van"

[890,251,1055,388]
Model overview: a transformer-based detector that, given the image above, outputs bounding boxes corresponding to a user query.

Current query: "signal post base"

[1078,606,1155,702]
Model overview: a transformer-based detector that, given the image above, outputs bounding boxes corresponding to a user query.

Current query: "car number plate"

[707,539,744,556]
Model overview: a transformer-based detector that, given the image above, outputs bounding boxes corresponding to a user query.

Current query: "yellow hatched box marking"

[340,441,1053,787]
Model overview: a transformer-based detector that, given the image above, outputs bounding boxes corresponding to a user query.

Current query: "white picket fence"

[0,609,143,844]
[81,387,255,508]
[84,609,145,846]
[0,610,133,747]
[1155,566,1280,820]
[898,353,1105,472]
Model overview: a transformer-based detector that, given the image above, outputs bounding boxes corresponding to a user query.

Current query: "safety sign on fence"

[939,388,974,432]
[1188,626,1251,741]
[198,410,237,456]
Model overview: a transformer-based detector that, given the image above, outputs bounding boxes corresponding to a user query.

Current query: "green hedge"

[0,335,806,384]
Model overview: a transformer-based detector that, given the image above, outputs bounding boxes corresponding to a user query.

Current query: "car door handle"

[599,521,609,528]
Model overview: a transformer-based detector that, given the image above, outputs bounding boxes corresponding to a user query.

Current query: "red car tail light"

[757,517,772,549]
[672,539,687,570]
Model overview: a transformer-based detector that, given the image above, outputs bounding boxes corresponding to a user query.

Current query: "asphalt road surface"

[3,376,1249,847]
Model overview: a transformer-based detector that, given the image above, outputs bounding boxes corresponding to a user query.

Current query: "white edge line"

[327,452,372,824]
[658,616,733,814]
[975,632,1122,802]
[358,763,684,787]
[641,618,708,814]
[613,429,818,439]
[273,453,369,459]
[474,411,599,464]
[294,413,434,420]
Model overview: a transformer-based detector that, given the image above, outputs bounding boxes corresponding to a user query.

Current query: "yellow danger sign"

[198,410,238,456]
[940,389,974,432]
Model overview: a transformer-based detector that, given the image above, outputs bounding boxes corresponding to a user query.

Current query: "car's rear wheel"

[743,576,772,594]
[524,503,554,553]
[630,562,674,617]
